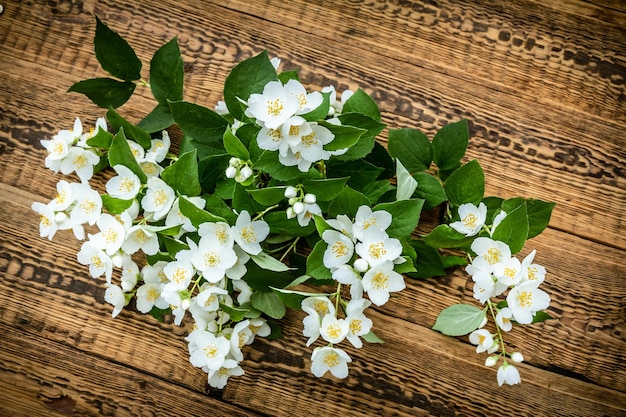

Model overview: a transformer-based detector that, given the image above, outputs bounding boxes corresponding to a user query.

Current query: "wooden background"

[1,0,625,415]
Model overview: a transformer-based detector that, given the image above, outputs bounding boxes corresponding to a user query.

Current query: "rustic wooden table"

[1,1,624,416]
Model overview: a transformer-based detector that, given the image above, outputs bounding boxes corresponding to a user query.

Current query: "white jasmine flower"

[141,261,169,284]
[127,140,145,162]
[331,264,360,285]
[497,362,521,386]
[229,320,253,362]
[90,213,126,256]
[506,281,551,324]
[485,356,499,367]
[41,118,82,171]
[122,224,159,255]
[142,177,176,221]
[195,284,228,312]
[345,298,373,348]
[189,235,238,282]
[311,346,351,379]
[297,202,322,227]
[490,210,507,236]
[322,230,354,269]
[161,289,187,325]
[77,241,113,281]
[60,146,100,183]
[246,80,299,129]
[226,245,250,280]
[470,237,511,274]
[140,160,164,178]
[144,130,170,163]
[493,256,523,287]
[495,307,514,332]
[69,183,102,226]
[136,281,168,313]
[163,259,195,291]
[469,329,494,353]
[289,123,333,165]
[232,210,269,255]
[188,330,231,370]
[232,279,253,304]
[302,296,335,318]
[198,221,233,246]
[520,250,546,285]
[327,214,355,241]
[353,206,392,241]
[207,359,244,389]
[320,314,349,344]
[32,202,59,240]
[104,283,126,318]
[361,261,405,306]
[511,352,524,363]
[285,79,323,115]
[257,126,284,152]
[471,272,496,304]
[106,165,141,200]
[450,202,487,237]
[120,256,139,291]
[302,311,322,347]
[278,148,314,172]
[47,180,75,211]
[280,116,312,154]
[355,227,402,268]
[215,100,229,116]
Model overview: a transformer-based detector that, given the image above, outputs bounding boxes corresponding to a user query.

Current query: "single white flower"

[497,362,521,386]
[284,79,323,115]
[47,180,75,211]
[120,255,139,291]
[470,272,496,304]
[493,256,523,287]
[90,213,127,256]
[355,227,402,268]
[511,352,524,363]
[322,229,354,269]
[144,130,170,163]
[106,165,142,200]
[226,245,250,280]
[345,298,373,348]
[469,328,495,353]
[163,259,195,291]
[122,224,159,255]
[506,280,551,324]
[311,346,351,379]
[495,307,514,332]
[229,320,253,362]
[141,261,169,284]
[280,116,312,154]
[320,314,349,344]
[297,202,322,227]
[301,296,335,318]
[135,282,168,313]
[69,182,102,226]
[232,210,269,255]
[246,80,299,129]
[41,119,81,171]
[207,359,244,389]
[520,249,546,285]
[289,123,333,163]
[327,214,355,241]
[490,210,508,236]
[189,234,238,282]
[161,288,188,325]
[195,284,228,312]
[302,311,322,347]
[470,237,511,274]
[353,206,392,241]
[198,221,233,246]
[140,160,164,178]
[331,264,361,285]
[77,241,113,281]
[188,330,231,370]
[127,140,145,162]
[142,177,176,221]
[60,146,100,183]
[104,283,126,318]
[362,261,405,306]
[450,202,487,237]
[257,126,284,153]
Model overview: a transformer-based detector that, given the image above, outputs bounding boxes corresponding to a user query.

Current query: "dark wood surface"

[1,0,624,415]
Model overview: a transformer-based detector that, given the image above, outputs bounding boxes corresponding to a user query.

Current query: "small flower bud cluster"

[284,186,321,227]
[225,157,253,184]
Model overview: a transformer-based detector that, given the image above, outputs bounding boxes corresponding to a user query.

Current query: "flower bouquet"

[32,17,555,389]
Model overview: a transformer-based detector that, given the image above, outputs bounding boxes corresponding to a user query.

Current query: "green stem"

[487,299,506,358]
[253,204,279,220]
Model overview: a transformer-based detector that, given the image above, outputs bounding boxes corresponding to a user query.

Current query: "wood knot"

[44,395,76,414]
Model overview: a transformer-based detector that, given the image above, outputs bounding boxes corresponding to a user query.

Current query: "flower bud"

[286,207,297,219]
[181,298,191,310]
[293,201,304,214]
[511,352,524,363]
[353,258,369,273]
[55,212,68,223]
[303,193,316,204]
[288,197,298,206]
[485,356,498,367]
[112,254,123,268]
[240,166,253,180]
[225,166,237,178]
[284,186,298,199]
[478,316,488,329]
[229,157,241,167]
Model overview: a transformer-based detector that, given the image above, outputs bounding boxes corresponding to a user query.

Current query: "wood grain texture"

[0,0,625,416]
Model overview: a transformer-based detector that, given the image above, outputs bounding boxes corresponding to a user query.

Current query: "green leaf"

[531,311,554,324]
[388,128,432,173]
[247,186,286,206]
[374,199,424,239]
[250,252,292,272]
[431,119,469,171]
[361,330,385,344]
[169,101,229,144]
[526,199,556,239]
[101,195,134,214]
[393,257,417,274]
[203,195,237,223]
[313,215,334,236]
[432,304,486,336]
[243,262,294,292]
[441,255,468,268]
[106,107,152,149]
[223,126,250,160]
[233,183,265,214]
[68,78,135,109]
[407,239,446,279]
[264,211,316,237]
[306,241,332,280]
[107,128,147,183]
[337,113,386,143]
[137,103,175,133]
[327,187,370,219]
[423,224,474,249]
[94,16,142,81]
[365,141,395,180]
[341,88,381,122]
[444,159,484,206]
[253,151,320,182]
[396,159,418,201]
[319,122,365,151]
[219,303,250,322]
[362,180,396,204]
[161,149,201,196]
[86,127,114,148]
[178,195,226,227]
[413,172,447,210]
[300,91,331,122]
[250,291,286,319]
[149,37,184,104]
[492,199,528,254]
[277,70,299,84]
[326,159,383,192]
[223,50,277,121]
[302,177,349,201]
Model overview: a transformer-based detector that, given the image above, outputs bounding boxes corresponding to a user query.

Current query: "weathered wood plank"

[0,323,260,417]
